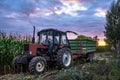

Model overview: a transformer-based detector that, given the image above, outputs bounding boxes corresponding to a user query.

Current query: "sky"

[0,0,113,40]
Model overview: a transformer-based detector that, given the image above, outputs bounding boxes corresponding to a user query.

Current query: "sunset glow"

[98,41,107,46]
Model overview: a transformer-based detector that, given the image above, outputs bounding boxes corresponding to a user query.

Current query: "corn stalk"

[0,32,31,74]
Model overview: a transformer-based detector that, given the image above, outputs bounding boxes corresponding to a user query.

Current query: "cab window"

[39,33,47,44]
[61,34,68,45]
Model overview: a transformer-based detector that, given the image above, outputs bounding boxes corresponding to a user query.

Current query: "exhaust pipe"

[32,26,35,43]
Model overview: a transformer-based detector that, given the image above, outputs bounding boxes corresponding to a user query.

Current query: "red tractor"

[12,27,96,74]
[12,27,75,74]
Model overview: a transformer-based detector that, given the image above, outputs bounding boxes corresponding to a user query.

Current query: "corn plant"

[0,32,31,74]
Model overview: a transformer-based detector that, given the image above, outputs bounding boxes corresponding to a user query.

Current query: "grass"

[5,53,119,80]
[96,46,110,53]
[55,53,120,80]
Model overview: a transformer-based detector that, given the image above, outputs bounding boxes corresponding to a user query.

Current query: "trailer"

[69,40,96,61]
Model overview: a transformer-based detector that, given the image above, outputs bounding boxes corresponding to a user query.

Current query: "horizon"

[0,0,113,42]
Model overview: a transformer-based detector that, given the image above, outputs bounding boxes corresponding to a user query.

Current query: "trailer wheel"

[86,53,94,62]
[29,57,47,74]
[57,48,73,69]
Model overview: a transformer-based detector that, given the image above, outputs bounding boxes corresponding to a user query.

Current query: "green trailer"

[69,39,96,61]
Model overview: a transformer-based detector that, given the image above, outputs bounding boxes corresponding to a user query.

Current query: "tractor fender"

[16,55,31,64]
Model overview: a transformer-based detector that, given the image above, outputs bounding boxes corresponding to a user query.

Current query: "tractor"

[12,27,96,74]
[12,27,75,74]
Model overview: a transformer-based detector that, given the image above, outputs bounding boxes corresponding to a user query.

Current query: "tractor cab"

[37,29,70,53]
[23,29,70,57]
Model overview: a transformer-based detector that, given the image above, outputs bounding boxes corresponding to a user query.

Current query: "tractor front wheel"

[29,57,47,74]
[56,48,73,69]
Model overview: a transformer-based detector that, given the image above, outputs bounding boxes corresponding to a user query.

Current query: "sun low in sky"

[98,41,107,46]
[0,0,114,40]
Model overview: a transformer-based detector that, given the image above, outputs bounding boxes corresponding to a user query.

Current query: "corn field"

[0,32,31,74]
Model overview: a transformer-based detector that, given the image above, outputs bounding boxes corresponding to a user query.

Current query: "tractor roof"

[38,28,66,36]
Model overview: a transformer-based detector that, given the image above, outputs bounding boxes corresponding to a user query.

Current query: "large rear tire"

[56,48,73,69]
[29,57,47,74]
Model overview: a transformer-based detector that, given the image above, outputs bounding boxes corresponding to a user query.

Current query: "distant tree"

[93,36,99,46]
[105,0,120,54]
[93,36,99,41]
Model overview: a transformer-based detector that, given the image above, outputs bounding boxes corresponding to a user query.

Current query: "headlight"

[29,51,32,54]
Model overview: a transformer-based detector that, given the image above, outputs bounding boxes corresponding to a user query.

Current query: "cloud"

[94,8,106,17]
[5,12,21,19]
[0,0,36,17]
[36,0,62,8]
[0,0,114,40]
[57,0,88,16]
[61,0,95,4]
[54,2,87,16]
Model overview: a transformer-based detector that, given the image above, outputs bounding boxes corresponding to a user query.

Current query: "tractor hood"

[24,43,48,56]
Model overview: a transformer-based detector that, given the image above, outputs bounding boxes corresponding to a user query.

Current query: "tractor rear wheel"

[56,48,73,69]
[29,57,47,74]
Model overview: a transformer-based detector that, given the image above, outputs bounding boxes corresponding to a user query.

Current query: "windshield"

[39,31,53,45]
